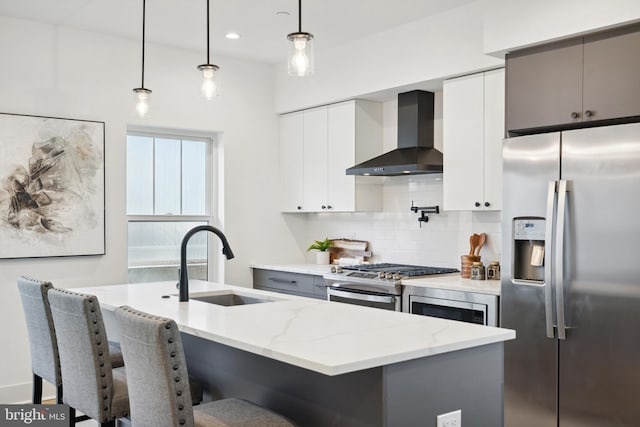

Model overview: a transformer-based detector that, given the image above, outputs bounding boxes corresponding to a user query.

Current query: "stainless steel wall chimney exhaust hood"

[346,90,442,176]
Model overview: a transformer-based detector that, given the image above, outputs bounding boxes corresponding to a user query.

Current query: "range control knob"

[336,267,343,273]
[330,266,337,273]
[378,272,386,279]
[393,273,402,280]
[385,273,393,279]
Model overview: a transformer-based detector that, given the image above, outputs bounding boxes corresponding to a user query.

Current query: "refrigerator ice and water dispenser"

[512,218,545,282]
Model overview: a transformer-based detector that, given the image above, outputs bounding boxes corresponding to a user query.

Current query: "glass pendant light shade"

[287,32,314,76]
[198,64,219,99]
[133,0,150,118]
[199,0,220,100]
[133,88,151,118]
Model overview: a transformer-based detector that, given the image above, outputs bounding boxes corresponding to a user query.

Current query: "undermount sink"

[190,292,279,307]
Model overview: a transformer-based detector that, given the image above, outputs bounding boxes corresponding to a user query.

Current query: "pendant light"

[287,0,314,76]
[198,0,220,99]
[133,0,151,117]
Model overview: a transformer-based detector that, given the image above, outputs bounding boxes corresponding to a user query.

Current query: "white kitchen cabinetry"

[443,68,505,211]
[279,100,382,213]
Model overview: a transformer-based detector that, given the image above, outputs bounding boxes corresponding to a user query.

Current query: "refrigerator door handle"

[555,180,569,340]
[544,181,557,339]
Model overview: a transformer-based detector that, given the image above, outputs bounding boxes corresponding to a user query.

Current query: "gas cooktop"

[340,263,459,277]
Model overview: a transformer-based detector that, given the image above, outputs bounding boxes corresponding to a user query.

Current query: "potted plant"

[307,238,332,264]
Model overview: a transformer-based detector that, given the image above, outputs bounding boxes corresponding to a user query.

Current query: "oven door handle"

[328,289,395,304]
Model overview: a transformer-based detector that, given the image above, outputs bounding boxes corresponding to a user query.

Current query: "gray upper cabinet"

[506,39,583,133]
[582,27,640,123]
[506,25,640,134]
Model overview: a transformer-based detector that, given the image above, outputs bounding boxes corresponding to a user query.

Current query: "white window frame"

[126,126,220,282]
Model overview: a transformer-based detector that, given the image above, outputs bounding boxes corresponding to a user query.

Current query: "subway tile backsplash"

[302,175,502,268]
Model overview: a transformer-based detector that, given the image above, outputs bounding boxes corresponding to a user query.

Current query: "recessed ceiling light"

[225,32,240,40]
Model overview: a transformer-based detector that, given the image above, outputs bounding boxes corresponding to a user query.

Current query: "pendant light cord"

[298,0,302,33]
[206,0,210,64]
[141,0,146,88]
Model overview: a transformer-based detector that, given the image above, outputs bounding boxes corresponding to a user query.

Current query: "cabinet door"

[443,73,485,210]
[483,68,505,211]
[279,112,304,212]
[303,107,328,212]
[506,39,583,133]
[327,101,356,212]
[583,26,640,122]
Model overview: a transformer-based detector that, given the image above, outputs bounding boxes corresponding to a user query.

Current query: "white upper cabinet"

[279,111,304,212]
[279,100,383,213]
[443,68,505,211]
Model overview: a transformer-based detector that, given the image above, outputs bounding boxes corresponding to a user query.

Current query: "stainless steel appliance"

[502,122,640,426]
[403,286,498,326]
[323,263,458,312]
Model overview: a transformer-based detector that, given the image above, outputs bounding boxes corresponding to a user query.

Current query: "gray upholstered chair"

[48,289,129,427]
[16,276,124,407]
[115,305,296,427]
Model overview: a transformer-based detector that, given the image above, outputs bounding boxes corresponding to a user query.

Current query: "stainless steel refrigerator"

[502,122,640,427]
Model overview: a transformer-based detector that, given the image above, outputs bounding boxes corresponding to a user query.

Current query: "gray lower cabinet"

[252,268,327,300]
[506,24,640,134]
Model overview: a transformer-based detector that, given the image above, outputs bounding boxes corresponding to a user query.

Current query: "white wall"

[483,0,640,55]
[274,1,503,113]
[0,15,300,403]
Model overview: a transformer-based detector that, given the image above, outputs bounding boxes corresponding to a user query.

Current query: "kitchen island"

[74,280,515,426]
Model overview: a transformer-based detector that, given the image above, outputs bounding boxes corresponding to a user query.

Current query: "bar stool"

[17,276,124,407]
[115,305,296,427]
[48,289,130,427]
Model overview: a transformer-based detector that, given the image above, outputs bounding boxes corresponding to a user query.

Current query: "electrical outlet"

[437,409,461,427]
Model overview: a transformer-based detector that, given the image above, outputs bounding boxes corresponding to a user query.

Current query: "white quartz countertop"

[402,274,501,296]
[73,280,514,376]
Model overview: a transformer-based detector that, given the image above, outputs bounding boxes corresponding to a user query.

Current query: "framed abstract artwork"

[0,113,105,258]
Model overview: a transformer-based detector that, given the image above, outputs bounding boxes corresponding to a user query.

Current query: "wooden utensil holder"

[461,255,481,278]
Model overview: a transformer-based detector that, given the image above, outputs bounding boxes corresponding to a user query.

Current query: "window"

[126,130,215,283]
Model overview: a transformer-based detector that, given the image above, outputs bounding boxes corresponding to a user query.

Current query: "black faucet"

[179,225,235,302]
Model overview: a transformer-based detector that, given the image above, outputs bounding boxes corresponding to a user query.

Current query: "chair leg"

[69,407,76,427]
[32,373,42,404]
[56,384,63,404]
[100,421,115,427]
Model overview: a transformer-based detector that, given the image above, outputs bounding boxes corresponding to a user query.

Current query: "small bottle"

[470,261,486,280]
[487,261,501,280]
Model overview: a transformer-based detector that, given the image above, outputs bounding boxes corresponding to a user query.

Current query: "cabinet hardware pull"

[475,202,481,207]
[584,110,594,118]
[297,206,302,210]
[484,202,490,207]
[570,112,580,119]
[327,205,332,209]
[321,205,327,209]
[268,278,297,285]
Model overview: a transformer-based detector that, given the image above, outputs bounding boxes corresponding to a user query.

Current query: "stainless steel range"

[323,263,458,311]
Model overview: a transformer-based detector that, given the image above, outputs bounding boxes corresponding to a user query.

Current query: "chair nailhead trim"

[179,420,185,425]
[178,404,184,410]
[174,377,180,382]
[177,391,182,396]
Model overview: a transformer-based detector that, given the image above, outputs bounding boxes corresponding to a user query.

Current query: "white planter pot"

[315,251,330,265]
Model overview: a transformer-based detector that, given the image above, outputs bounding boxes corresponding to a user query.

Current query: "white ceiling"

[0,0,476,64]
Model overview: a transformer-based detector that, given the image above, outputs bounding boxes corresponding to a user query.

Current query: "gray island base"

[182,333,503,426]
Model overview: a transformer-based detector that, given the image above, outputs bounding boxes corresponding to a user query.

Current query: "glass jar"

[470,261,486,280]
[487,261,501,280]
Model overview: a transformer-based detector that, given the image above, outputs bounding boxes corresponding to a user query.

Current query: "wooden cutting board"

[328,239,371,263]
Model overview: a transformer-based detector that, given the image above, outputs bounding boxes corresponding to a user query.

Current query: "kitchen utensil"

[469,234,480,256]
[474,233,487,256]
